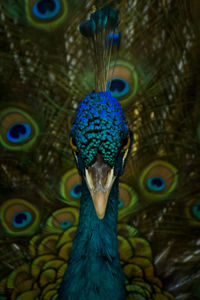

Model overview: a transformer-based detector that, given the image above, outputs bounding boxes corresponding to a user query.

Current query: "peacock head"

[70,91,133,219]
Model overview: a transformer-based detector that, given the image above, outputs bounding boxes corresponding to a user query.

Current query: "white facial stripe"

[85,168,94,190]
[123,149,129,165]
[74,151,78,163]
[105,168,115,190]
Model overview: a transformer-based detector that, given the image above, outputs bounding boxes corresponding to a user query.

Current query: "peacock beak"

[85,155,116,219]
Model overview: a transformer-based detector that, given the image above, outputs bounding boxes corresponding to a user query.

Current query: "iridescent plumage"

[0,1,200,300]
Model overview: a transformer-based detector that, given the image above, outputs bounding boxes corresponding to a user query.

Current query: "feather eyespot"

[13,211,32,228]
[107,60,138,106]
[70,136,78,152]
[70,183,82,199]
[60,219,72,229]
[139,160,178,199]
[60,169,81,206]
[0,199,40,235]
[107,78,130,98]
[26,0,68,30]
[118,183,137,221]
[45,207,79,233]
[118,199,124,208]
[192,202,200,220]
[6,123,32,143]
[32,0,61,20]
[146,176,165,191]
[185,199,200,226]
[0,108,39,150]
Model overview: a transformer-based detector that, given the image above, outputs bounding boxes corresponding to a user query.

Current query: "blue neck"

[59,179,126,300]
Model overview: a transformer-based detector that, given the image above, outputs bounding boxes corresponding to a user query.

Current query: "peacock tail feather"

[0,0,200,299]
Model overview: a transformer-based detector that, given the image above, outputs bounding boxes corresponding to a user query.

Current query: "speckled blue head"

[71,91,128,168]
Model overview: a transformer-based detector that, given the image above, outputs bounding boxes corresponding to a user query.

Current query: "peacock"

[0,0,200,299]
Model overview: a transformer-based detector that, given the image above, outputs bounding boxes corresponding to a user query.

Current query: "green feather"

[0,1,200,299]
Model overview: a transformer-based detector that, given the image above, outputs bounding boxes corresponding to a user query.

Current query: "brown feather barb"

[0,1,200,299]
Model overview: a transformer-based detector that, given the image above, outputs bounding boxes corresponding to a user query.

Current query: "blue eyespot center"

[107,78,130,98]
[146,176,165,192]
[13,212,32,228]
[7,123,32,143]
[70,184,82,199]
[60,220,71,229]
[38,0,55,13]
[33,0,61,19]
[106,33,121,48]
[118,199,124,208]
[192,202,200,220]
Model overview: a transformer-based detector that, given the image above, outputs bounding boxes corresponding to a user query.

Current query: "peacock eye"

[0,108,39,150]
[107,60,138,106]
[121,136,130,152]
[118,183,137,221]
[107,78,130,98]
[0,199,40,236]
[60,169,81,207]
[13,211,32,228]
[32,0,61,20]
[26,0,68,30]
[185,199,200,226]
[45,207,79,233]
[70,183,82,199]
[7,123,32,143]
[192,202,200,220]
[70,136,78,152]
[139,160,178,200]
[146,176,165,191]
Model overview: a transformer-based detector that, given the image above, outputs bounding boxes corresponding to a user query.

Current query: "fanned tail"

[0,1,200,299]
